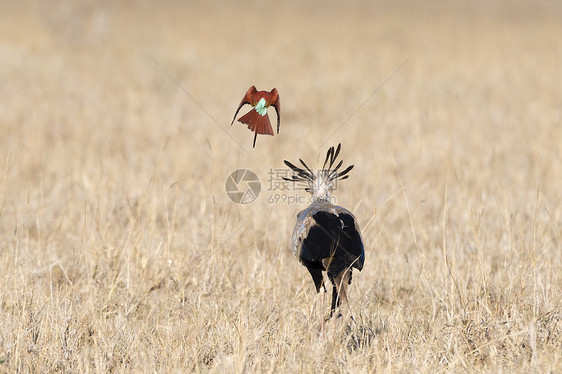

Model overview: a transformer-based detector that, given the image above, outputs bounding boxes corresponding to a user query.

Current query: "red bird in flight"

[230,86,281,148]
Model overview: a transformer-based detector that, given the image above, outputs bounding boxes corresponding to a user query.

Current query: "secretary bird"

[283,144,364,319]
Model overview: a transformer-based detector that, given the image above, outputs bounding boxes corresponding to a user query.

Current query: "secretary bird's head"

[283,144,354,202]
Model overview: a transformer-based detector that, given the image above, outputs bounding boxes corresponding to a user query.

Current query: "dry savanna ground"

[1,0,561,372]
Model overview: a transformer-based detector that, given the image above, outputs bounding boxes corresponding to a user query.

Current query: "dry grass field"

[1,0,561,372]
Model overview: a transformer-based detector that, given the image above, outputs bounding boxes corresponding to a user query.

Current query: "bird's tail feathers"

[238,109,274,136]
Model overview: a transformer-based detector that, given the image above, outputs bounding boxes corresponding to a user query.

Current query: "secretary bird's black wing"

[299,210,364,279]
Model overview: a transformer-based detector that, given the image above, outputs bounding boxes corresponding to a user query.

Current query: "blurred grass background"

[0,0,561,372]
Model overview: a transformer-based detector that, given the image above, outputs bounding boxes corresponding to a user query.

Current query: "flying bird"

[283,144,365,320]
[230,86,280,148]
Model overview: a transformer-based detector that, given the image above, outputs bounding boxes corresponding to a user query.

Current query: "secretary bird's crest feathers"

[283,160,313,182]
[283,143,354,198]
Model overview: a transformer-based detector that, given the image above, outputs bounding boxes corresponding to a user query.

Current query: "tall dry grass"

[1,0,561,372]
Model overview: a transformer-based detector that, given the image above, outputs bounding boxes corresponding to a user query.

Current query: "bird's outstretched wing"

[268,88,281,134]
[230,85,257,127]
